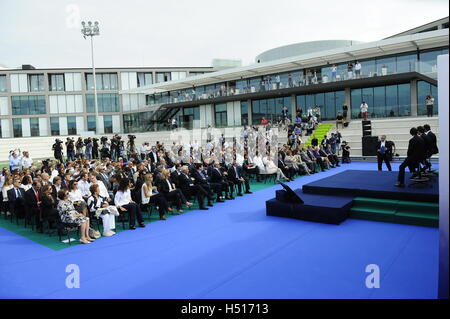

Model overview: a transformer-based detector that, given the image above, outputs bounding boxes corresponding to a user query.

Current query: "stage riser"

[350,197,439,227]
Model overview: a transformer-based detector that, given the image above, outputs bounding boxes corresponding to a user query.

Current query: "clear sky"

[0,0,448,69]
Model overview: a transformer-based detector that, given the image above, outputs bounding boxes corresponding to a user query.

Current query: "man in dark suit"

[7,178,27,220]
[192,164,221,203]
[25,181,42,232]
[395,127,426,187]
[95,166,112,190]
[178,166,209,210]
[210,162,234,200]
[149,147,159,164]
[61,173,71,190]
[227,161,252,196]
[423,124,438,171]
[376,135,395,171]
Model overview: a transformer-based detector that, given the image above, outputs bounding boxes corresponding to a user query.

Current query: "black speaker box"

[362,136,378,156]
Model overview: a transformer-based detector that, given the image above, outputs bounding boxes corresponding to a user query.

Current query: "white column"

[112,115,121,133]
[76,116,85,133]
[438,54,449,299]
[0,97,8,115]
[97,115,105,134]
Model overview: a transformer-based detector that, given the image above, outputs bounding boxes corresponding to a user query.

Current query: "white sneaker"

[102,231,113,237]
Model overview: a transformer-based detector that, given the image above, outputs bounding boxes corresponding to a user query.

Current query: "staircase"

[304,124,334,147]
[350,197,439,227]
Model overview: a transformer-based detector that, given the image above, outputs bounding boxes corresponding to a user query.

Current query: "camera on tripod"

[128,135,136,140]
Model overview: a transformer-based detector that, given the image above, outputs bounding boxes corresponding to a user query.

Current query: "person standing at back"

[360,101,369,121]
[425,95,434,117]
[395,127,425,187]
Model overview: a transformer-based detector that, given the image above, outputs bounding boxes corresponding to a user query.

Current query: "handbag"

[89,227,101,239]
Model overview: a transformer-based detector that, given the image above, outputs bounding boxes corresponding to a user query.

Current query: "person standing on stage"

[360,101,369,121]
[395,127,425,187]
[376,135,395,171]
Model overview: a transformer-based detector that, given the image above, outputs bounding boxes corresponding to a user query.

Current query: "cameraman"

[341,141,351,164]
[65,138,75,162]
[75,137,84,159]
[84,137,93,160]
[100,137,111,160]
[127,135,138,159]
[92,138,100,159]
[52,139,63,162]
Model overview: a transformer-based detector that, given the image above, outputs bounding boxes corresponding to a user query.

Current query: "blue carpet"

[0,162,439,299]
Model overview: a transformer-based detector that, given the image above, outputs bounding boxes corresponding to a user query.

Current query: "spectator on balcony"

[331,64,337,81]
[347,62,353,79]
[275,74,281,89]
[355,61,362,78]
[288,73,293,88]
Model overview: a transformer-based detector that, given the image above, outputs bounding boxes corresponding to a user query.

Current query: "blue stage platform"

[302,170,439,203]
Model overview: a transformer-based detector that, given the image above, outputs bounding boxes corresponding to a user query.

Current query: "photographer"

[75,137,84,160]
[84,137,93,160]
[92,138,100,160]
[110,135,121,162]
[127,135,138,160]
[100,137,111,160]
[341,141,351,164]
[66,138,75,162]
[52,139,63,162]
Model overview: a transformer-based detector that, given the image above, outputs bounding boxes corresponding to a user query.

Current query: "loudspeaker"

[362,136,378,156]
[362,120,372,136]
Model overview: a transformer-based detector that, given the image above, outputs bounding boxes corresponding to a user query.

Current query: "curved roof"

[255,40,364,63]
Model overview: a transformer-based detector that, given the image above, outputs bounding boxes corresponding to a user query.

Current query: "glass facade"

[103,115,113,133]
[137,72,153,87]
[214,103,228,127]
[241,101,249,126]
[252,96,290,124]
[11,95,46,115]
[296,91,345,120]
[123,111,154,133]
[86,73,118,90]
[417,81,438,116]
[49,74,65,91]
[50,117,60,136]
[28,74,45,92]
[351,84,411,118]
[0,75,6,92]
[419,47,449,73]
[87,115,96,132]
[30,118,40,137]
[86,93,119,113]
[13,118,22,138]
[67,116,77,135]
[180,106,200,130]
[156,72,171,83]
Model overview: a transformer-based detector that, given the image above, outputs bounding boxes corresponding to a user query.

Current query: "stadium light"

[81,21,100,135]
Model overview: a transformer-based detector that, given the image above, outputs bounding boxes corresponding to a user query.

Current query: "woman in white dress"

[87,184,119,237]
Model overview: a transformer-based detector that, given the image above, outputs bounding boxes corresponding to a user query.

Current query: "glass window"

[397,53,417,73]
[385,85,398,117]
[0,75,7,92]
[28,74,45,92]
[156,72,171,83]
[67,116,77,135]
[419,49,442,73]
[417,81,438,116]
[49,74,65,91]
[373,86,386,118]
[11,95,46,115]
[13,118,22,138]
[104,115,113,133]
[215,103,228,127]
[30,118,40,137]
[86,73,118,90]
[50,117,60,136]
[86,93,119,113]
[398,83,411,116]
[241,101,248,126]
[87,116,96,132]
[376,56,396,75]
[351,89,362,119]
[137,72,153,87]
[360,59,376,77]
